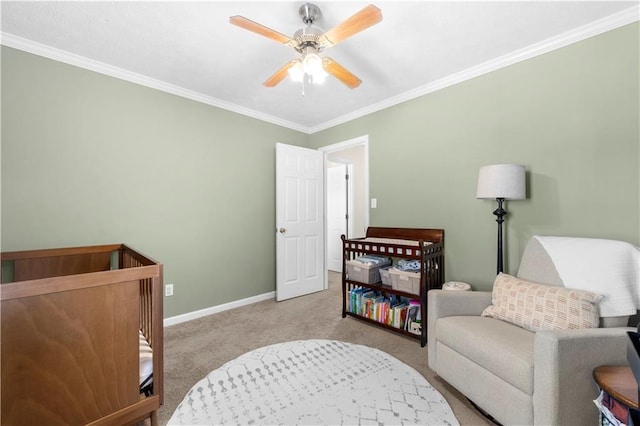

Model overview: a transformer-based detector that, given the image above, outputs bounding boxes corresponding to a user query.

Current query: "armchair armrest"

[427,289,493,319]
[533,327,632,426]
[427,290,493,370]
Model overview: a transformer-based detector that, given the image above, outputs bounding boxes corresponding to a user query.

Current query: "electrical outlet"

[165,283,174,297]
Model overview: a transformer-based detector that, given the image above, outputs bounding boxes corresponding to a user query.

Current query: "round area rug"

[168,339,459,425]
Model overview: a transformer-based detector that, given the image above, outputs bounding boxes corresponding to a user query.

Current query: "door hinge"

[345,173,349,180]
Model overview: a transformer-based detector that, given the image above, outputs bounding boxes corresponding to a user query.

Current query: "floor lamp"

[476,164,526,274]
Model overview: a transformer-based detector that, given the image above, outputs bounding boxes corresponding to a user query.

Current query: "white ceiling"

[2,1,638,133]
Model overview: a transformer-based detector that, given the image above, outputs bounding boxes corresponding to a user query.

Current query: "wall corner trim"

[0,32,309,134]
[163,291,275,327]
[307,5,640,133]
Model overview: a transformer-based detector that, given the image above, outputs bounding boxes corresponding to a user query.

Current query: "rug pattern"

[169,339,459,425]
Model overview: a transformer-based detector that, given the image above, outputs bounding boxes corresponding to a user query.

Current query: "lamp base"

[493,198,506,274]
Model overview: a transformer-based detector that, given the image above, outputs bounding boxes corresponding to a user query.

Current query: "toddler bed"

[1,243,163,426]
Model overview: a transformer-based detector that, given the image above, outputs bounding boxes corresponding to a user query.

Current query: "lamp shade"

[476,164,526,200]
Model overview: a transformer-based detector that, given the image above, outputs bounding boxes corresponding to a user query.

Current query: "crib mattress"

[139,330,153,392]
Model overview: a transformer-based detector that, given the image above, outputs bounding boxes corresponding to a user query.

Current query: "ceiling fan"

[230,3,382,89]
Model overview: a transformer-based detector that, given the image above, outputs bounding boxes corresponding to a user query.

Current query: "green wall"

[2,22,638,316]
[1,47,308,317]
[309,22,640,290]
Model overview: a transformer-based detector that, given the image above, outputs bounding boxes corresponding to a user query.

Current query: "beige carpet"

[159,272,493,425]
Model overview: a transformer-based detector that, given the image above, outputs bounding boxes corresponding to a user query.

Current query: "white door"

[276,143,325,301]
[327,163,350,272]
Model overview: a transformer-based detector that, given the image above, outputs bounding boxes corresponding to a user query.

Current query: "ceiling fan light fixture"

[288,60,304,82]
[302,52,325,78]
[309,68,327,84]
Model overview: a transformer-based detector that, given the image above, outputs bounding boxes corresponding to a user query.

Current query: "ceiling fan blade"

[319,4,382,47]
[264,61,297,87]
[229,15,295,46]
[323,58,362,89]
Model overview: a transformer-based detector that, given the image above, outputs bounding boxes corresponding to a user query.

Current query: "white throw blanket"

[535,236,640,317]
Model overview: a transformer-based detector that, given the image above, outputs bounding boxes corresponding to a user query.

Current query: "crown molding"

[0,32,310,134]
[308,4,640,134]
[2,3,638,136]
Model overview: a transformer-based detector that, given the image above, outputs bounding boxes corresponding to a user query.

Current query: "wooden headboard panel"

[2,245,120,283]
[13,252,111,281]
[365,226,444,244]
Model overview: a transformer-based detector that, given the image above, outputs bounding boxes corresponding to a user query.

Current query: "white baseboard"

[163,291,275,327]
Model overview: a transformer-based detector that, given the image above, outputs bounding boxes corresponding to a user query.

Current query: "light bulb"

[311,70,327,84]
[303,53,322,74]
[302,53,327,83]
[287,60,304,82]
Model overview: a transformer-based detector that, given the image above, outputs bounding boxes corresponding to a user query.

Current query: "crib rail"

[120,245,161,346]
[120,245,164,412]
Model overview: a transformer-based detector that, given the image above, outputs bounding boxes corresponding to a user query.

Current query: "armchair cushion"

[436,316,535,394]
[481,273,603,332]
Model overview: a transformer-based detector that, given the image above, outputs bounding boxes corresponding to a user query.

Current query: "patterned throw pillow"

[481,273,603,332]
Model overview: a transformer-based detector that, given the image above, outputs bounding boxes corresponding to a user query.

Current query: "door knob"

[279,227,286,234]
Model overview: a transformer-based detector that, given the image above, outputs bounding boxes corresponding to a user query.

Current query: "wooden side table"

[593,365,639,424]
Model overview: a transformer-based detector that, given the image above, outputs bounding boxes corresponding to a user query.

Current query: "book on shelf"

[404,302,423,335]
[348,287,420,330]
[392,303,409,329]
[348,287,366,313]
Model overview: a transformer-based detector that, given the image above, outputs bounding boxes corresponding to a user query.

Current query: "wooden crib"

[1,244,163,426]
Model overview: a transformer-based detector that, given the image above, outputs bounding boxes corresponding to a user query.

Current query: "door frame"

[319,135,370,276]
[326,160,354,272]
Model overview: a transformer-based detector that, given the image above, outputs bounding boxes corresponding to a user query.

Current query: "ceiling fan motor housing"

[293,3,324,53]
[293,26,324,53]
[299,3,321,26]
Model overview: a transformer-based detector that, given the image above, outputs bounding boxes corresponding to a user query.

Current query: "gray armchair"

[427,236,636,425]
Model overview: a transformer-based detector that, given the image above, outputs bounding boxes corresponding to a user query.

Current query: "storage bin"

[379,266,391,286]
[346,258,391,284]
[390,268,420,294]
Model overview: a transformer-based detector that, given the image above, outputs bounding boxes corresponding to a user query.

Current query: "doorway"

[320,136,369,273]
[326,161,353,272]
